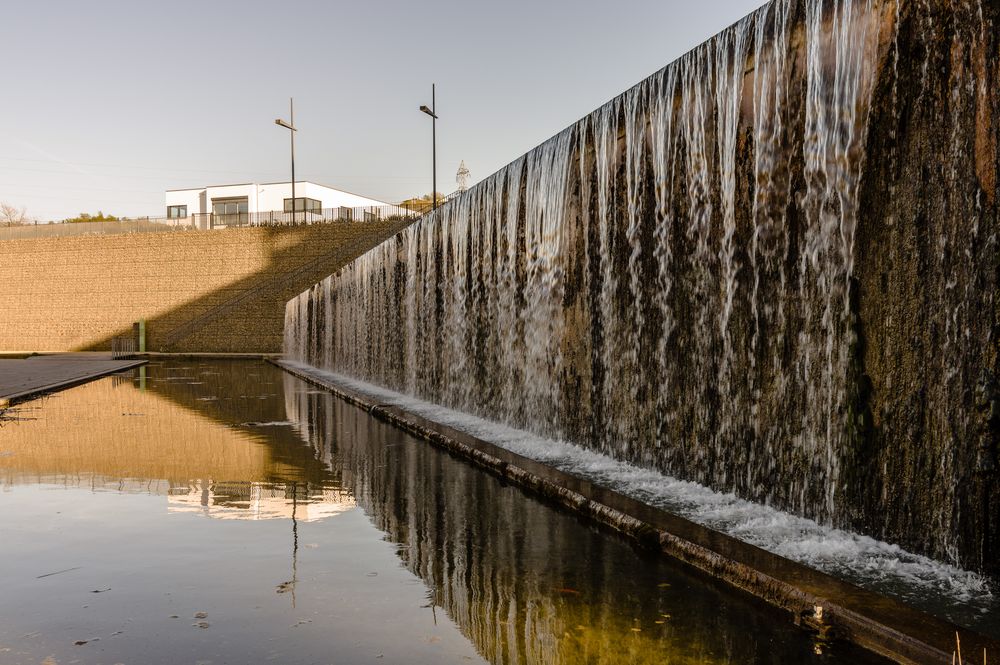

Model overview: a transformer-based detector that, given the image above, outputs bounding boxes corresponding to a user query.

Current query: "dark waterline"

[0,360,887,664]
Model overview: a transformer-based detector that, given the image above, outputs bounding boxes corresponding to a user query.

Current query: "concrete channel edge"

[272,359,998,665]
[1,359,147,406]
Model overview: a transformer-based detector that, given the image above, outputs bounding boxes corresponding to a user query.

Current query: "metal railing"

[0,203,421,241]
[191,203,419,229]
[111,335,137,359]
[0,218,194,241]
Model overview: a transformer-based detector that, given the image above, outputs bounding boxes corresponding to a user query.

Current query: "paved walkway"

[0,353,146,405]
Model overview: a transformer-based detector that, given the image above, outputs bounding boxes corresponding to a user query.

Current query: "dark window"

[283,197,321,213]
[167,205,187,219]
[211,197,249,216]
[211,197,249,226]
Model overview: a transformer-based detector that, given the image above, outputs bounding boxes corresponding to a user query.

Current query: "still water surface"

[0,360,887,664]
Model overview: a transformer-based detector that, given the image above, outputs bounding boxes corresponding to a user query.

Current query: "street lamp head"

[275,118,296,131]
[419,105,437,119]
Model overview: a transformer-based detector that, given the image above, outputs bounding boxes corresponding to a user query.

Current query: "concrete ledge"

[139,352,281,359]
[1,357,146,406]
[273,359,999,665]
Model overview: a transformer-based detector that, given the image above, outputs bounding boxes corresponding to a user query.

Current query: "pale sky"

[0,0,765,220]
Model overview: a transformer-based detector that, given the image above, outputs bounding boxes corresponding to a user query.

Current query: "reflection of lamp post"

[277,481,300,608]
[275,98,297,221]
[290,481,298,608]
[419,84,438,211]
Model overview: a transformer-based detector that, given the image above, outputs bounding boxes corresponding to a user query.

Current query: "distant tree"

[63,211,120,224]
[0,202,30,226]
[400,193,447,214]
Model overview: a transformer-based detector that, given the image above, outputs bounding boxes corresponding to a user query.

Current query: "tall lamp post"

[275,98,297,221]
[419,84,438,211]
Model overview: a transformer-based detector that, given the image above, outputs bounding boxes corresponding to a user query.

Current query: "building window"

[283,197,321,213]
[211,197,249,226]
[167,205,187,219]
[212,197,249,216]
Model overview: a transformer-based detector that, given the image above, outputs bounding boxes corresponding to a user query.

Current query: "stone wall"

[0,221,407,353]
[853,0,1000,577]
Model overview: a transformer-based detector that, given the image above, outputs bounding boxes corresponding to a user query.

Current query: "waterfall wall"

[285,0,1000,575]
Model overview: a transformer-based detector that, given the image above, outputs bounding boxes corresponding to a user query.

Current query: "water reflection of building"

[0,371,354,527]
[0,379,273,485]
[167,481,354,521]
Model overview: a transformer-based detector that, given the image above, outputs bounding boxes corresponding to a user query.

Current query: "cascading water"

[286,0,1000,576]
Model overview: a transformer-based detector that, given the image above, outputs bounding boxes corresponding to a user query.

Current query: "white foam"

[284,361,997,629]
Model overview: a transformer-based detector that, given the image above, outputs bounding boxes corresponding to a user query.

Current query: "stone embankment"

[0,221,409,353]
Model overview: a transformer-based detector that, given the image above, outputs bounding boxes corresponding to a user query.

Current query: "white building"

[167,481,356,522]
[164,181,398,225]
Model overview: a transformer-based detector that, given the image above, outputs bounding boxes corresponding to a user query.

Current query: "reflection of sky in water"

[0,361,889,665]
[0,484,483,665]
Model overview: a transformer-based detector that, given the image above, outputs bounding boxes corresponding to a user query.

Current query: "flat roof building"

[165,181,396,225]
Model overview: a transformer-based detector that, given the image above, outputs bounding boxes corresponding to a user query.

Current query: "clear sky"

[1,0,765,220]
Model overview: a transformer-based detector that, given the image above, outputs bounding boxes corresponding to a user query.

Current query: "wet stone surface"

[0,360,888,664]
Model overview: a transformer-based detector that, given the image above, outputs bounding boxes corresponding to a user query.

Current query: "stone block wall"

[0,221,408,353]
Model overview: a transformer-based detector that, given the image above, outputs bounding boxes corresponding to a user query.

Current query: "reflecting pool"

[0,360,888,664]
